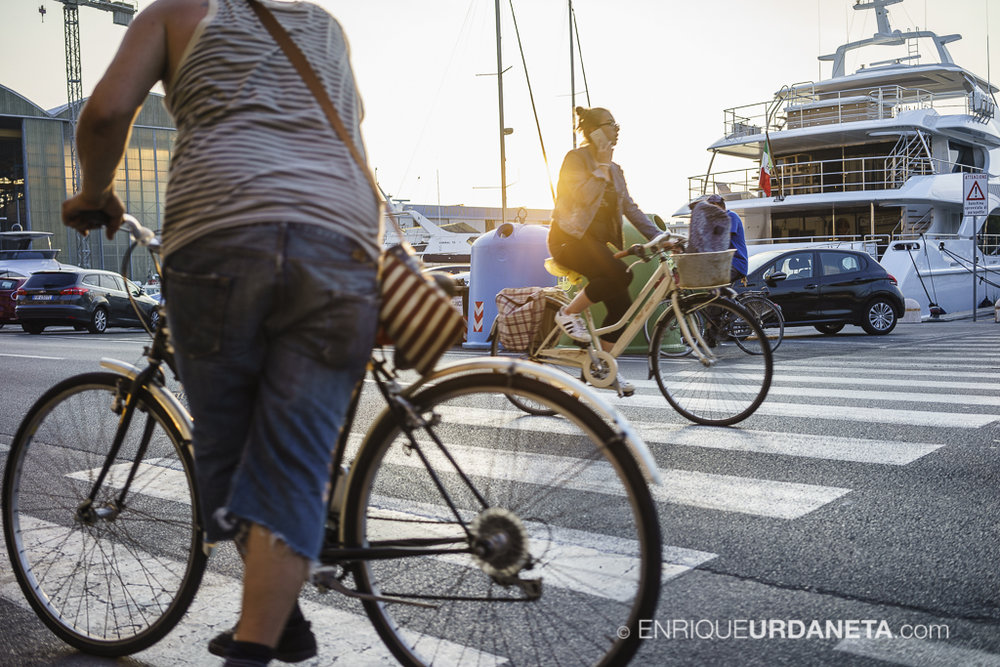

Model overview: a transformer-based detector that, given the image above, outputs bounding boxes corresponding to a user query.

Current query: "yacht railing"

[722,84,975,138]
[690,156,984,200]
[744,233,1000,264]
[747,234,883,249]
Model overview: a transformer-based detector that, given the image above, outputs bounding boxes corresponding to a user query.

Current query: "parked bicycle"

[2,216,663,666]
[491,232,773,426]
[732,289,785,353]
[642,284,784,355]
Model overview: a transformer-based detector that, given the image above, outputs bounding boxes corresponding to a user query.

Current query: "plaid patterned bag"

[495,287,562,352]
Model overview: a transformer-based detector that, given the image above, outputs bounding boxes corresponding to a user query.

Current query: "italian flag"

[759,138,774,197]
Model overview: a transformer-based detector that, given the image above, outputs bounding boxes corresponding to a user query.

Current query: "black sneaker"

[208,620,317,663]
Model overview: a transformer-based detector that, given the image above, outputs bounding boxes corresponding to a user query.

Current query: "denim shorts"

[163,222,378,559]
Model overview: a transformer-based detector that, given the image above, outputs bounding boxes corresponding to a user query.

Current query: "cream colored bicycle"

[490,232,773,426]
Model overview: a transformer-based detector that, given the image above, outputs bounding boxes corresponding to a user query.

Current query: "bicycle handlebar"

[613,231,685,260]
[120,214,159,250]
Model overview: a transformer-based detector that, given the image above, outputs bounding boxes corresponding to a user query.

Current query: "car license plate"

[32,295,54,301]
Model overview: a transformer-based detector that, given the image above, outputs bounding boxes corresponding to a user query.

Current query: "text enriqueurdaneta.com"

[637,619,949,641]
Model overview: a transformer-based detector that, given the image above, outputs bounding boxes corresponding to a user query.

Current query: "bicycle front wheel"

[343,371,662,666]
[737,295,784,353]
[2,373,206,656]
[650,307,705,358]
[652,300,772,425]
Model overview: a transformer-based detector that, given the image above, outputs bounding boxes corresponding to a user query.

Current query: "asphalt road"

[1,319,999,666]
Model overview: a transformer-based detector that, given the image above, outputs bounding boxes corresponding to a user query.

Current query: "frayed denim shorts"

[163,222,378,559]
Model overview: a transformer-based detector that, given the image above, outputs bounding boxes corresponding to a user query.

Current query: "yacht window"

[949,141,984,172]
[979,214,1000,256]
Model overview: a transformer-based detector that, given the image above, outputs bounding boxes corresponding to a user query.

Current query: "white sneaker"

[555,307,591,343]
[616,373,635,397]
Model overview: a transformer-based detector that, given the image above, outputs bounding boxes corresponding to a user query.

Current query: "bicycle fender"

[99,358,194,444]
[418,357,663,486]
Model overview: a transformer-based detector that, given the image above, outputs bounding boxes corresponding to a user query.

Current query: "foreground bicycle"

[492,232,773,426]
[2,216,663,665]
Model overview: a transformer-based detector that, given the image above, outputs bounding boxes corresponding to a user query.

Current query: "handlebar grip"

[614,244,643,260]
[119,214,156,246]
[78,210,111,230]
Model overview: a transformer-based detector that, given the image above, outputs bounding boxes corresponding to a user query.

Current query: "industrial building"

[0,84,173,282]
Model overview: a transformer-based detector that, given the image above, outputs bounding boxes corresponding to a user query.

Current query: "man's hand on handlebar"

[62,190,125,241]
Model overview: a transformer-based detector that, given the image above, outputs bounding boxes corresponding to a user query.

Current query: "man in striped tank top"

[62,1,381,664]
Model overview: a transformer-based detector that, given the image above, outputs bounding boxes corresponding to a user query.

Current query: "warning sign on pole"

[963,173,988,216]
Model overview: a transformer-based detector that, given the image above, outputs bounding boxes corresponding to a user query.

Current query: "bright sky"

[1,0,997,218]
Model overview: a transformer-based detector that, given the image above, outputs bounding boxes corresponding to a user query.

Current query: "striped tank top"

[162,0,381,259]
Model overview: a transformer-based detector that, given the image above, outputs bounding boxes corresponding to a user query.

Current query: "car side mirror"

[764,271,787,286]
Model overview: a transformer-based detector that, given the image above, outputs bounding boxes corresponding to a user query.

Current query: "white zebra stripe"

[765,371,1000,392]
[632,423,942,465]
[835,637,1000,666]
[625,375,1000,407]
[427,405,940,465]
[379,437,849,519]
[614,393,998,428]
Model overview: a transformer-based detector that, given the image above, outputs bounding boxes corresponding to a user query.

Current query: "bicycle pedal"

[310,565,345,593]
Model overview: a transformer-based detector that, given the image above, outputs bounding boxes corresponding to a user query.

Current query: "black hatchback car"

[739,248,905,335]
[15,269,160,334]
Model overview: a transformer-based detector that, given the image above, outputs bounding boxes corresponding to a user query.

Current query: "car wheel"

[88,307,109,334]
[814,323,845,335]
[148,309,160,331]
[22,322,44,334]
[861,299,897,335]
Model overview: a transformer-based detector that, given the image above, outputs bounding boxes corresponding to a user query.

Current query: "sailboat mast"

[569,0,576,148]
[495,0,507,225]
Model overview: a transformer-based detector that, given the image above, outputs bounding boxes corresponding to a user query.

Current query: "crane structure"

[40,0,137,267]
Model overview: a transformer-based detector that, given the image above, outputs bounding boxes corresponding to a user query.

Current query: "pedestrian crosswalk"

[2,329,999,665]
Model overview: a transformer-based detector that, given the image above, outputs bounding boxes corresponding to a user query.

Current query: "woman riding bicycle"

[548,106,661,394]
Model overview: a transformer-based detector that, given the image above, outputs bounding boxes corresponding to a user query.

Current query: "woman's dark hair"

[575,106,611,138]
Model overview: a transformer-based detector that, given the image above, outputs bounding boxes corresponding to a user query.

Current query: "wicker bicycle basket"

[673,249,736,289]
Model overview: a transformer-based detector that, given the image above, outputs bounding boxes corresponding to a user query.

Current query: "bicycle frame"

[321,356,661,561]
[530,250,731,375]
[95,343,662,571]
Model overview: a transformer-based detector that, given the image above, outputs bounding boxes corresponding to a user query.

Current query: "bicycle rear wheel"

[343,371,662,666]
[489,333,557,416]
[737,295,784,353]
[2,372,206,656]
[651,300,772,425]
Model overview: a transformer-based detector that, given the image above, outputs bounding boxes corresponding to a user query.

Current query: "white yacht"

[687,0,999,318]
[382,197,480,263]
